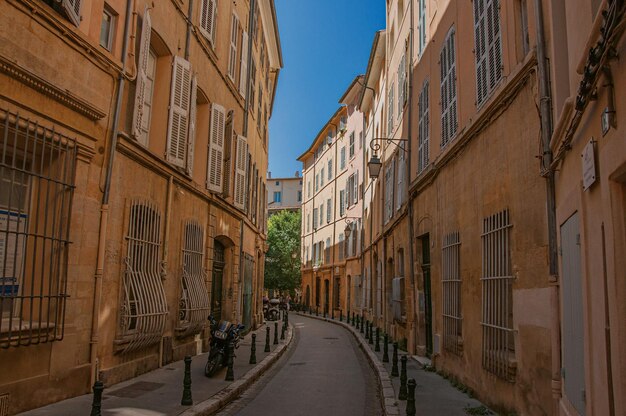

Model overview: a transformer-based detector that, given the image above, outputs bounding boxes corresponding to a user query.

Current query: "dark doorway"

[211,241,225,321]
[324,279,330,314]
[420,234,433,356]
[305,285,311,307]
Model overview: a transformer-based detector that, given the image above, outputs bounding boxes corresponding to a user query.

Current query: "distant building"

[267,173,303,215]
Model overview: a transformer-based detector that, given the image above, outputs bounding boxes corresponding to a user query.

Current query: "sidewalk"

[19,319,293,416]
[297,311,491,416]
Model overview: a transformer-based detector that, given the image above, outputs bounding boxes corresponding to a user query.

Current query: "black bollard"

[365,320,369,338]
[356,315,360,330]
[399,355,408,400]
[406,379,417,416]
[281,323,285,340]
[391,342,399,377]
[265,326,271,352]
[273,322,279,345]
[316,306,319,316]
[181,355,193,405]
[383,334,390,362]
[375,327,381,352]
[340,310,343,322]
[90,380,104,416]
[249,333,257,364]
[331,308,334,320]
[323,308,326,319]
[285,310,289,326]
[360,315,364,333]
[225,340,235,381]
[368,322,374,344]
[351,312,354,325]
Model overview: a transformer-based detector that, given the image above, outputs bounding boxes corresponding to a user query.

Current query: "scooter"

[204,315,245,377]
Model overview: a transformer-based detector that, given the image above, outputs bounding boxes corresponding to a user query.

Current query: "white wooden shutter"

[239,31,249,97]
[387,83,394,135]
[200,0,217,44]
[353,171,358,204]
[233,135,248,209]
[396,153,404,210]
[62,0,81,26]
[474,0,502,105]
[441,28,457,147]
[166,56,192,168]
[132,8,152,142]
[207,103,226,192]
[186,75,197,176]
[222,117,234,197]
[228,13,239,81]
[418,81,430,173]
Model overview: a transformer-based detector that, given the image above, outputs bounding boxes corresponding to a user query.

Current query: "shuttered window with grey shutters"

[474,0,502,106]
[166,56,192,168]
[418,0,427,56]
[62,0,81,26]
[199,0,217,45]
[387,82,395,135]
[207,103,226,192]
[418,80,429,173]
[440,28,457,148]
[132,8,152,144]
[239,31,249,97]
[186,75,197,176]
[233,135,248,209]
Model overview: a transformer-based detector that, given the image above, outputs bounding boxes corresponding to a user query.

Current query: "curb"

[296,313,400,416]
[180,322,295,416]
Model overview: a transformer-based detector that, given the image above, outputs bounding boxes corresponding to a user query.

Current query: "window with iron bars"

[0,111,76,349]
[442,231,462,355]
[177,220,210,337]
[481,209,516,381]
[117,200,168,353]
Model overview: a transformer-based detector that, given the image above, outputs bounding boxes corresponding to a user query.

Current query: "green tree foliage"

[264,210,301,293]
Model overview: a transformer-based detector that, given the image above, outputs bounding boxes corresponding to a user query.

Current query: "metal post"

[365,320,369,338]
[90,381,104,416]
[316,306,319,316]
[399,355,408,400]
[406,379,416,416]
[368,322,374,345]
[225,341,235,381]
[265,326,271,352]
[331,308,334,320]
[340,309,343,322]
[351,312,354,325]
[391,342,399,377]
[375,327,380,352]
[181,356,193,405]
[285,310,289,326]
[356,315,360,330]
[360,315,364,334]
[383,334,389,362]
[273,322,279,345]
[281,323,285,340]
[249,333,257,364]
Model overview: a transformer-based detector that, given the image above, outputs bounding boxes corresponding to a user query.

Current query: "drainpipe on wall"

[405,0,417,355]
[91,0,135,386]
[533,0,560,413]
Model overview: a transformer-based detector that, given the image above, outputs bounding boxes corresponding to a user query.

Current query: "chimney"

[295,171,300,178]
[267,171,272,179]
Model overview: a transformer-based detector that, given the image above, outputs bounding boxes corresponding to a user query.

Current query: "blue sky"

[268,0,386,179]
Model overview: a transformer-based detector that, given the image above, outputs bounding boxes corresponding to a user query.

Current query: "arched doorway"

[211,241,225,321]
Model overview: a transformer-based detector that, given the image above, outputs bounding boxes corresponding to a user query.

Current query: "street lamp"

[368,137,409,179]
[343,216,361,238]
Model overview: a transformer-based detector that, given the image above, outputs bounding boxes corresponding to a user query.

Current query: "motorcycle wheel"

[204,352,223,377]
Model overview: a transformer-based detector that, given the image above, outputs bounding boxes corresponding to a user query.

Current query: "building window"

[340,147,346,170]
[273,191,281,203]
[100,5,116,51]
[349,132,355,158]
[474,0,503,106]
[384,159,395,223]
[119,200,168,353]
[313,208,318,229]
[387,82,395,135]
[333,277,341,308]
[207,104,226,193]
[315,173,319,192]
[325,238,331,263]
[338,233,344,261]
[418,0,427,56]
[418,80,430,173]
[199,0,217,45]
[320,168,324,187]
[481,209,515,381]
[327,159,333,180]
[339,190,345,216]
[177,220,210,336]
[442,231,462,355]
[0,111,76,348]
[358,131,363,149]
[275,181,279,186]
[132,9,155,146]
[440,27,458,147]
[326,198,331,223]
[228,13,240,81]
[339,116,347,132]
[319,204,323,226]
[392,277,405,322]
[398,52,407,113]
[307,180,311,198]
[307,213,310,232]
[250,58,256,114]
[297,190,302,202]
[396,152,406,210]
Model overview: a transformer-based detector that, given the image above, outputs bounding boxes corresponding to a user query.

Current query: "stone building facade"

[267,173,302,216]
[0,0,281,413]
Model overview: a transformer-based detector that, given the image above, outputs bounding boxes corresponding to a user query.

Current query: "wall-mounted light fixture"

[368,137,408,179]
[343,216,361,238]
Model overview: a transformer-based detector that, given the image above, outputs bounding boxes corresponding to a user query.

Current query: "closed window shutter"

[396,154,404,210]
[339,190,345,216]
[62,0,81,26]
[222,115,234,197]
[132,8,152,142]
[207,103,226,192]
[353,171,358,204]
[387,83,394,135]
[228,14,239,81]
[440,28,457,147]
[474,0,502,105]
[326,198,331,223]
[200,0,217,44]
[186,75,197,176]
[239,31,249,97]
[167,56,192,168]
[418,81,430,173]
[233,135,248,209]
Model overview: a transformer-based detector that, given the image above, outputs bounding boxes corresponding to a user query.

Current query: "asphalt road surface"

[218,314,383,416]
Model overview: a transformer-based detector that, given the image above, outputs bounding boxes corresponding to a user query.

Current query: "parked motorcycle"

[264,298,280,321]
[204,315,245,377]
